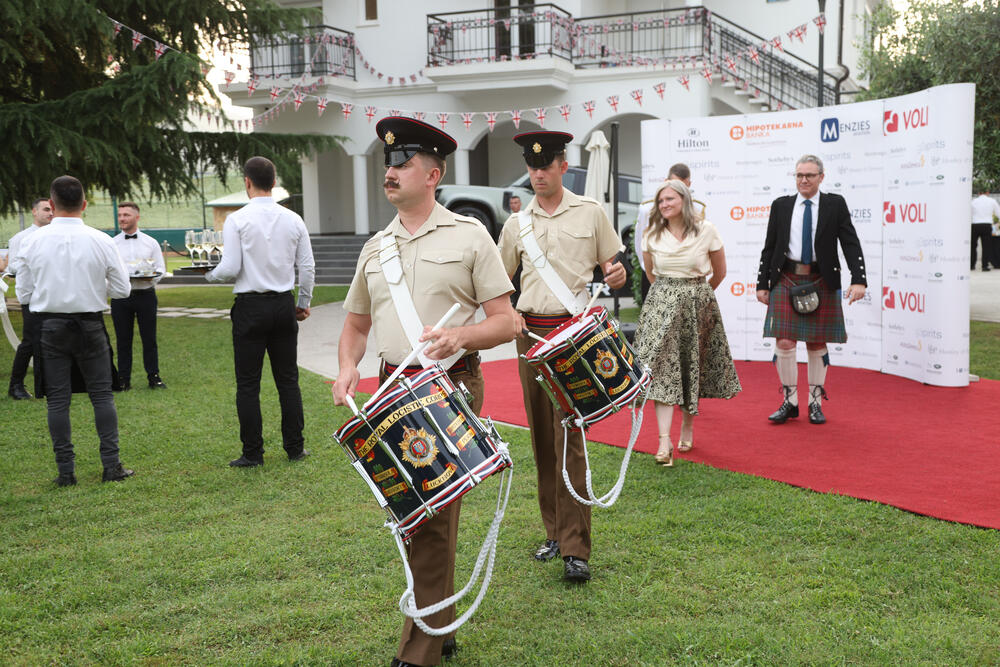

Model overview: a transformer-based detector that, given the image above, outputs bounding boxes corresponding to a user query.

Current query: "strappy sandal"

[655,433,674,467]
[677,441,693,453]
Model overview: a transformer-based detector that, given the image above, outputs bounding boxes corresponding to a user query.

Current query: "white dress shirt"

[787,192,820,263]
[113,229,166,289]
[5,223,43,276]
[15,217,131,312]
[206,196,315,309]
[971,194,1000,225]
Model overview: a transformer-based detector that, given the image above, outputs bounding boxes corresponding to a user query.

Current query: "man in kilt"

[755,155,867,424]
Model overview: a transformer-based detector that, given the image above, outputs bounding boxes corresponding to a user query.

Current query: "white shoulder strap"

[379,234,464,370]
[518,210,587,315]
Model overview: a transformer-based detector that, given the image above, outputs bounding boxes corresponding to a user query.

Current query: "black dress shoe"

[288,449,310,461]
[118,380,131,392]
[389,659,424,667]
[148,375,167,389]
[808,402,827,424]
[563,556,591,582]
[54,472,77,486]
[102,464,135,482]
[533,539,560,561]
[442,637,457,660]
[229,456,263,468]
[768,401,799,423]
[8,384,33,400]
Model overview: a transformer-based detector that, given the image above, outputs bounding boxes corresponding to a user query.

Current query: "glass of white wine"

[185,230,197,265]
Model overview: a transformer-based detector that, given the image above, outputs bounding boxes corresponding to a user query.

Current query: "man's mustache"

[384,180,399,189]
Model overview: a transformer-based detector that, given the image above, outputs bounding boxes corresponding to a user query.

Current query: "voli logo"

[883,201,928,224]
[820,118,840,142]
[730,206,745,221]
[882,287,926,312]
[729,126,744,140]
[883,106,929,134]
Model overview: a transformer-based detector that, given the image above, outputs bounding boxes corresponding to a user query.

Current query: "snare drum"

[522,306,650,428]
[334,366,512,542]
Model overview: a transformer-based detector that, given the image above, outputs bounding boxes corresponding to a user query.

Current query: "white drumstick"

[522,328,549,344]
[367,303,462,405]
[584,283,603,313]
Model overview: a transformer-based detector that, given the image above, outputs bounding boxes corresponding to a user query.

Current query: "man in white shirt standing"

[14,176,134,486]
[207,157,315,467]
[971,190,1000,272]
[5,198,53,399]
[111,202,167,391]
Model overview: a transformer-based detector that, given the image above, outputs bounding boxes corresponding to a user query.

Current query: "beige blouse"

[642,220,723,278]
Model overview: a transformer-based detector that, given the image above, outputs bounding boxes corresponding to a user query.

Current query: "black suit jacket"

[757,192,867,292]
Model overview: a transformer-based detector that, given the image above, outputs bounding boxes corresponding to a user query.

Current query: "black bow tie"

[124,234,138,239]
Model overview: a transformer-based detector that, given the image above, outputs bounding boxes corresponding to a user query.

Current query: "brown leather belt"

[783,259,819,275]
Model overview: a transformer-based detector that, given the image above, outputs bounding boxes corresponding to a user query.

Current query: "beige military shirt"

[345,202,514,365]
[497,188,623,315]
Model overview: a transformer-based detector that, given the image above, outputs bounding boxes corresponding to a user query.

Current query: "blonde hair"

[644,179,702,244]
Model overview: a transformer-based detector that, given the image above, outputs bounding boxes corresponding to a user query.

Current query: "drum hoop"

[525,312,606,361]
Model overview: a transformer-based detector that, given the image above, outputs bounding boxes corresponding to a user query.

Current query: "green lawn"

[2,310,998,664]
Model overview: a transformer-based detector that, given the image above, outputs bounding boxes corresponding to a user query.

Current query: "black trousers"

[971,223,993,269]
[38,314,121,474]
[230,291,304,460]
[9,303,39,391]
[110,288,159,382]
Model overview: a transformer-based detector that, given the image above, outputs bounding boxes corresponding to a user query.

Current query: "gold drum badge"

[594,348,619,379]
[400,425,438,468]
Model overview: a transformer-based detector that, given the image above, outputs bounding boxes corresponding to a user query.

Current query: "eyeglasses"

[795,172,822,180]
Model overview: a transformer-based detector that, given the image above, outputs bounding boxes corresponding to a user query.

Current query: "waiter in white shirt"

[5,198,53,400]
[206,157,316,468]
[14,175,135,487]
[111,202,167,391]
[971,190,1000,272]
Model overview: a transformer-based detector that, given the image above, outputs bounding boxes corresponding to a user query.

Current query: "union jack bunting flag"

[510,109,522,129]
[317,98,328,116]
[341,103,354,119]
[485,111,498,131]
[607,95,619,112]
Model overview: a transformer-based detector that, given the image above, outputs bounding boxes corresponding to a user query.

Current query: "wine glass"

[185,230,199,266]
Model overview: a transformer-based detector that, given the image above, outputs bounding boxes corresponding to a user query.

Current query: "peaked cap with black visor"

[376,116,457,167]
[513,130,573,168]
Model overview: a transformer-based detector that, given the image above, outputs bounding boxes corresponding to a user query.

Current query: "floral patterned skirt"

[635,277,742,414]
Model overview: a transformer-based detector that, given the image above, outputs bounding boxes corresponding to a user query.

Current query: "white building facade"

[231,0,882,235]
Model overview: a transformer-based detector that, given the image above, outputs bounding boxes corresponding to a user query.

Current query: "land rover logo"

[936,174,944,180]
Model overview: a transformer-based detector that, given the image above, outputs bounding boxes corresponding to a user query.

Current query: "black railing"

[250,25,356,80]
[427,4,574,66]
[424,5,836,109]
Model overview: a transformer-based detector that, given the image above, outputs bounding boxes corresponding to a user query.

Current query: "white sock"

[807,347,829,405]
[775,347,798,405]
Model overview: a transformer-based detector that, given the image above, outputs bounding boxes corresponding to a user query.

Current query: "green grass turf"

[1,312,998,664]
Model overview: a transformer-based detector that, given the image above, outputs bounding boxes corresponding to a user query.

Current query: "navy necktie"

[125,234,138,239]
[801,200,813,264]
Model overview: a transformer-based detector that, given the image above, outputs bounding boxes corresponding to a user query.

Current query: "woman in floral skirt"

[635,180,741,466]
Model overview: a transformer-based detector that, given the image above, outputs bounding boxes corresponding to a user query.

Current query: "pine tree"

[0,0,339,212]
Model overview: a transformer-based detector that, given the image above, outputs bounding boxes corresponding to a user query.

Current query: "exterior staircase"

[311,234,373,284]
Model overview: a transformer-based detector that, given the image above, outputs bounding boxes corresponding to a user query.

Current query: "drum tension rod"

[401,377,481,484]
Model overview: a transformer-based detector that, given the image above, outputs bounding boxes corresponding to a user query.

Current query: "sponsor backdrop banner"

[639,83,974,387]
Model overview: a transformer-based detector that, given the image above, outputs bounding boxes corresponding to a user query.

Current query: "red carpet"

[358,360,1000,529]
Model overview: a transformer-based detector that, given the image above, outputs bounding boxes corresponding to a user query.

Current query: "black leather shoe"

[118,380,131,392]
[102,464,135,482]
[8,384,33,400]
[148,375,167,389]
[808,402,826,424]
[563,556,591,582]
[533,539,560,561]
[442,637,457,660]
[229,456,263,468]
[768,401,799,423]
[389,659,424,667]
[54,472,77,486]
[288,449,310,461]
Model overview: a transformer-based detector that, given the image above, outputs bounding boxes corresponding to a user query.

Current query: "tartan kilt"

[763,272,847,344]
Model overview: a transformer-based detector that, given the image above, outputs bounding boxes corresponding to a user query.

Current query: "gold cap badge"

[532,142,542,154]
[385,131,395,145]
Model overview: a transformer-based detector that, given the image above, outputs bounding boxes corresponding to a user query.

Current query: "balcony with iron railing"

[249,25,356,80]
[424,5,837,110]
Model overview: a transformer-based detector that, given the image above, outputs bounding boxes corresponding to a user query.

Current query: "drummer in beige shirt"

[497,130,626,583]
[332,116,515,667]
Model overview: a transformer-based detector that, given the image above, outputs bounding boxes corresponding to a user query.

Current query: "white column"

[453,148,470,185]
[352,153,369,235]
[566,142,583,168]
[300,152,321,234]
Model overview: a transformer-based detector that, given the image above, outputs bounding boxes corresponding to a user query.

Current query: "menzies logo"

[883,201,928,224]
[882,286,926,313]
[821,118,840,142]
[883,106,929,135]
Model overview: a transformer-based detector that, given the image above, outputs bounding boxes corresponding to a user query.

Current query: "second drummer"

[331,116,515,667]
[496,131,626,582]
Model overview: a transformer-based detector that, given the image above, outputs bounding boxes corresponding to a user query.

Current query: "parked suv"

[435,166,642,243]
